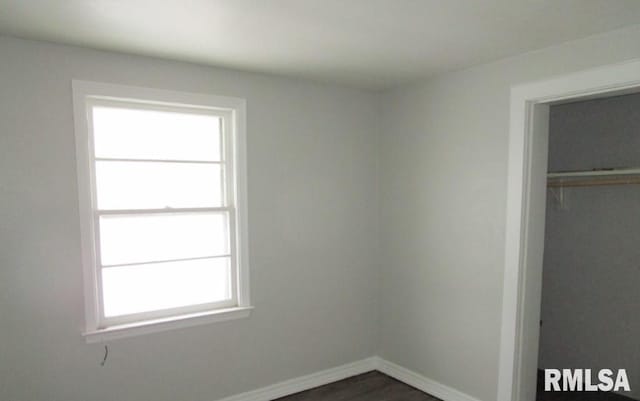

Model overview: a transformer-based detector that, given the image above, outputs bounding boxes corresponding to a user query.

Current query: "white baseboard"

[375,357,482,401]
[215,356,482,401]
[216,357,378,401]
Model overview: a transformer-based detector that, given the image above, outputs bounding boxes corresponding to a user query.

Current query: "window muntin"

[81,97,242,329]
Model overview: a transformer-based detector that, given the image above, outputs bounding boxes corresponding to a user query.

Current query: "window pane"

[92,106,221,161]
[99,213,228,266]
[95,161,222,210]
[102,257,231,317]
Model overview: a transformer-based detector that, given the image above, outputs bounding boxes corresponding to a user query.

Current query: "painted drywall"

[378,24,640,401]
[538,93,640,399]
[0,36,379,401]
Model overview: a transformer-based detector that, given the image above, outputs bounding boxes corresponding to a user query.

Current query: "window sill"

[83,306,253,343]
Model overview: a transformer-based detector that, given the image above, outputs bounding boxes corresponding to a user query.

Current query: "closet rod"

[547,177,640,188]
[547,167,640,178]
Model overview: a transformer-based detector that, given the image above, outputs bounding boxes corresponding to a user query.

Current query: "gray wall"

[538,94,640,399]
[0,36,380,401]
[378,24,640,401]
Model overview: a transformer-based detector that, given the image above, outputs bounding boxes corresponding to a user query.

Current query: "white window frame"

[72,80,251,343]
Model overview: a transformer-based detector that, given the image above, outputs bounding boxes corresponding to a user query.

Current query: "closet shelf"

[547,167,640,188]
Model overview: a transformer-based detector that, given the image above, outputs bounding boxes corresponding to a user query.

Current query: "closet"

[536,93,640,400]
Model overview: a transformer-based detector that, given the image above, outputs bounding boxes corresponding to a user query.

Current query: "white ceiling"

[1,0,639,89]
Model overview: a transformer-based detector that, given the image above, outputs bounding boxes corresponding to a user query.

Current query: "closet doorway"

[536,93,640,401]
[497,60,640,401]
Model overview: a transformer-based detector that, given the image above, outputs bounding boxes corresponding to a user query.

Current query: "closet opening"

[497,60,640,401]
[536,92,640,401]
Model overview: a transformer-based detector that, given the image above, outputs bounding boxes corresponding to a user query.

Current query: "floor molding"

[215,356,482,401]
[216,357,378,401]
[375,357,482,401]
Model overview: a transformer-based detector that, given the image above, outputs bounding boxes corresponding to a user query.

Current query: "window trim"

[72,80,250,342]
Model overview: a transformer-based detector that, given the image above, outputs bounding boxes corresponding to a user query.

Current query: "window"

[73,81,250,342]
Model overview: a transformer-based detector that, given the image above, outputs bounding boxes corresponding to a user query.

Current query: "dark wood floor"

[275,371,440,401]
[272,370,636,401]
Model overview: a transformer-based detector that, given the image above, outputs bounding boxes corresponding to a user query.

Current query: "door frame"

[497,58,640,401]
